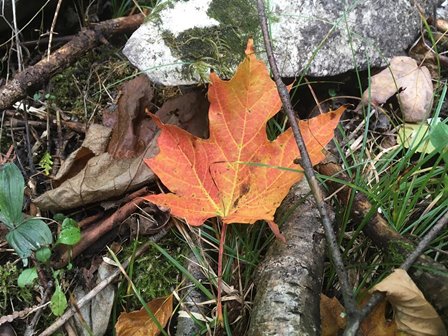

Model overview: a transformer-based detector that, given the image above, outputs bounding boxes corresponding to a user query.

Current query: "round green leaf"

[18,267,38,287]
[61,218,77,230]
[36,247,52,263]
[57,226,81,246]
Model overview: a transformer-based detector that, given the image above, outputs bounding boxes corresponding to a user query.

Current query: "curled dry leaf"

[115,295,173,336]
[360,56,433,123]
[372,269,447,336]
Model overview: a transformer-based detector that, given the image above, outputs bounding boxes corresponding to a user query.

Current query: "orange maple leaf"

[144,41,344,228]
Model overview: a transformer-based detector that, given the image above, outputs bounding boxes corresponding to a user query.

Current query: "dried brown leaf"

[115,295,173,336]
[320,294,347,336]
[33,80,209,211]
[360,56,433,122]
[372,269,446,336]
[360,298,397,336]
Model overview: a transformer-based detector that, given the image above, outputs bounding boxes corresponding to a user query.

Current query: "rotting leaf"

[34,77,209,212]
[372,269,446,336]
[144,40,344,228]
[115,295,173,336]
[359,56,433,123]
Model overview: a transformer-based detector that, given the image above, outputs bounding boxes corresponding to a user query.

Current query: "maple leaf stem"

[217,219,227,324]
[256,0,360,330]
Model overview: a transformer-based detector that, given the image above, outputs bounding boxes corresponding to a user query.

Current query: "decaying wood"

[248,180,329,336]
[0,14,145,110]
[317,158,448,325]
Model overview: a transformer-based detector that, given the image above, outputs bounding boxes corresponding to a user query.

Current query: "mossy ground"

[47,44,137,122]
[115,231,185,312]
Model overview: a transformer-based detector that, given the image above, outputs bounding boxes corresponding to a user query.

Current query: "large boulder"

[123,0,438,86]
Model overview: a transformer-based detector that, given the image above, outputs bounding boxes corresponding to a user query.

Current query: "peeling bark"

[248,181,330,336]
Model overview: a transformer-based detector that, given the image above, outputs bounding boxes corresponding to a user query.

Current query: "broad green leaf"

[58,226,81,246]
[50,285,67,316]
[58,218,81,245]
[61,218,77,230]
[36,247,52,263]
[6,218,53,259]
[18,267,38,287]
[0,163,24,228]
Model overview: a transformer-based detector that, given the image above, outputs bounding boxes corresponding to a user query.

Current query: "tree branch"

[255,0,359,327]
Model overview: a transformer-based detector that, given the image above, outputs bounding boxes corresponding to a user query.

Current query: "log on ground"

[248,180,330,336]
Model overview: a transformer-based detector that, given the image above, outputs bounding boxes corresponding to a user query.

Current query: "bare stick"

[47,0,64,61]
[0,13,145,110]
[256,0,359,329]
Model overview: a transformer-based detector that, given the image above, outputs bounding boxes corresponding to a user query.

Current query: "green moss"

[386,240,414,265]
[47,45,136,121]
[162,0,262,81]
[117,232,185,311]
[0,262,34,314]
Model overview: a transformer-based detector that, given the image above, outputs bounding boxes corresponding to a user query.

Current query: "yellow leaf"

[372,269,446,336]
[115,295,173,336]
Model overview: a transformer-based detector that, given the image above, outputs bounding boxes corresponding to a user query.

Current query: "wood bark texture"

[0,13,144,110]
[248,180,329,336]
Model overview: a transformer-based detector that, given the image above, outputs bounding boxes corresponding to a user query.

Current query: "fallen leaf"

[360,56,433,123]
[144,41,344,227]
[34,78,209,211]
[397,123,435,154]
[320,294,346,336]
[107,75,155,159]
[360,297,397,336]
[372,269,446,336]
[115,295,173,336]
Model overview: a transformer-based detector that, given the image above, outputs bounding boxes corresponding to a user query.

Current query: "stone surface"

[123,0,437,86]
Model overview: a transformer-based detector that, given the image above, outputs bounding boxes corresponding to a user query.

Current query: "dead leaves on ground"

[115,295,173,336]
[34,76,209,211]
[321,269,447,336]
[372,269,446,336]
[359,56,433,123]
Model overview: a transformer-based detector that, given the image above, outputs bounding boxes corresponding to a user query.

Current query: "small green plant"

[0,163,53,265]
[17,216,81,316]
[39,152,53,176]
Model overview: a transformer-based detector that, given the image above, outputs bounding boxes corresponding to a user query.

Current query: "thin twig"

[21,104,36,175]
[256,0,359,329]
[400,211,448,271]
[10,0,23,71]
[359,210,448,319]
[47,0,64,61]
[24,285,53,336]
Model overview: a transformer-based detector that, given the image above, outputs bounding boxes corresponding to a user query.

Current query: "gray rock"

[123,0,437,86]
